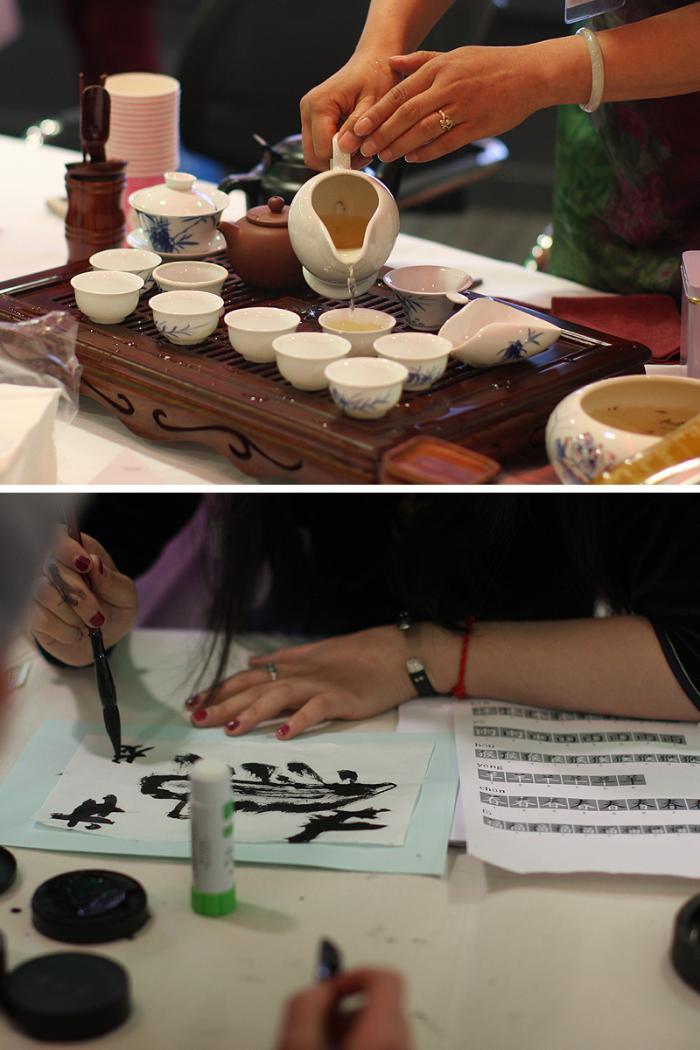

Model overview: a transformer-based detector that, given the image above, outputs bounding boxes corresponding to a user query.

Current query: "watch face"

[406,658,424,674]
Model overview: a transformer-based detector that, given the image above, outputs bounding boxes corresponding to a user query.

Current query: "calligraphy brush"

[64,505,122,760]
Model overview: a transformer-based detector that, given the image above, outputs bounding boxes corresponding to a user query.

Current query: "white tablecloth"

[3,628,698,1050]
[0,134,680,484]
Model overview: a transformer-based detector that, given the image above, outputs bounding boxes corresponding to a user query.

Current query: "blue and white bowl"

[439,298,560,368]
[374,332,451,392]
[150,290,223,346]
[129,172,229,258]
[384,265,472,331]
[325,357,408,419]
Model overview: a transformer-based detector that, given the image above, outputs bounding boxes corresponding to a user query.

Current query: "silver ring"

[438,109,455,133]
[264,662,279,682]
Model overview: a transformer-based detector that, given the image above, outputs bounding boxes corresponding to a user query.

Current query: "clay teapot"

[219,195,304,290]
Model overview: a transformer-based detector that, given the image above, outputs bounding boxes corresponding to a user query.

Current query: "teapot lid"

[129,172,229,217]
[247,196,290,228]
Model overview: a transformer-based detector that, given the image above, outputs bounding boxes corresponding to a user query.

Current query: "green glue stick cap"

[191,885,237,917]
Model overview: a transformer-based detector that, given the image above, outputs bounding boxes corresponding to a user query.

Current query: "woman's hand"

[351,45,559,164]
[300,50,400,170]
[187,623,460,738]
[276,968,411,1050]
[30,530,139,667]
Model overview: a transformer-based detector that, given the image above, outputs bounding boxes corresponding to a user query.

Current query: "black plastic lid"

[0,847,17,894]
[671,893,700,993]
[1,951,130,1040]
[32,870,148,944]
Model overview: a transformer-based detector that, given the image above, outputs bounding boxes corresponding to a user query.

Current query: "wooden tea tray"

[0,260,650,483]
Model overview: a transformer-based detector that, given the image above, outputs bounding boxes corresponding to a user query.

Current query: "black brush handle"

[65,504,122,759]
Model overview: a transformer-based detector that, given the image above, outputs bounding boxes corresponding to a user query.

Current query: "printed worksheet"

[455,703,700,876]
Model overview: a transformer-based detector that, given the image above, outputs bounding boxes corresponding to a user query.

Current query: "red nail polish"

[75,556,91,572]
[277,723,290,737]
[192,710,207,723]
[185,696,199,709]
[226,720,240,732]
[90,612,105,627]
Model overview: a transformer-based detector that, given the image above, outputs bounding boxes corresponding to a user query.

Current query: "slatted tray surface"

[0,258,650,482]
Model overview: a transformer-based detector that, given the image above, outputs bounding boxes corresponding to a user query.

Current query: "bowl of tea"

[546,375,700,484]
[318,307,396,356]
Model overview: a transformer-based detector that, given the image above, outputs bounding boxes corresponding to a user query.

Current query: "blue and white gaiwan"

[129,173,230,259]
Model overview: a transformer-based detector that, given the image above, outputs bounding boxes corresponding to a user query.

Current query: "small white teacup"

[274,332,351,391]
[90,248,162,294]
[150,290,223,346]
[318,307,396,356]
[383,265,472,331]
[325,357,408,419]
[224,307,300,363]
[71,270,143,324]
[374,332,451,392]
[153,261,228,295]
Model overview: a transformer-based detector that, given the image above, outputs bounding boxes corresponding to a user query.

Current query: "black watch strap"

[405,657,438,698]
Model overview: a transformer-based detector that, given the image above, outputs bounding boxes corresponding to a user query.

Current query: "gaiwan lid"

[129,172,229,218]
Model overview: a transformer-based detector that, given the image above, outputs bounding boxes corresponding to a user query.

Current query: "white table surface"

[2,628,699,1049]
[0,133,619,487]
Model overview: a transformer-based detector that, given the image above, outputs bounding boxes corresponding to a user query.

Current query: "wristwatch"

[405,657,439,698]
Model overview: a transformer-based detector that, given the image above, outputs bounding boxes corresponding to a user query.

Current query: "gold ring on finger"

[438,109,455,133]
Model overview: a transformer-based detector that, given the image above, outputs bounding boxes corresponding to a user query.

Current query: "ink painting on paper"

[34,736,434,847]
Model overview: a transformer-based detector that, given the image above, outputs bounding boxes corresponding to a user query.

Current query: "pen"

[64,505,122,761]
[316,937,342,982]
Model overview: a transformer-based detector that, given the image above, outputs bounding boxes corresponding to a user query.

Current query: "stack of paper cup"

[105,72,180,197]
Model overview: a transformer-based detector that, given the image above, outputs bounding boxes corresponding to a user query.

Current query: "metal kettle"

[217,132,401,207]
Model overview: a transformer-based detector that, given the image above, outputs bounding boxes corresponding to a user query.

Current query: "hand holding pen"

[276,961,411,1050]
[30,529,138,669]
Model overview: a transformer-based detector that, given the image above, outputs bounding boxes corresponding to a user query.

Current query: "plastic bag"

[0,311,81,423]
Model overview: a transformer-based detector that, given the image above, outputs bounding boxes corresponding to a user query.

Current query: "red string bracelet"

[450,616,476,699]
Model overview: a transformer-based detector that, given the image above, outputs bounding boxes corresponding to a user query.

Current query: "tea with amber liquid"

[319,213,369,251]
[591,404,693,437]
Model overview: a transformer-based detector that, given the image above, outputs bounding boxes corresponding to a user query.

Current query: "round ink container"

[671,892,700,993]
[1,952,130,1040]
[31,870,149,944]
[0,846,17,894]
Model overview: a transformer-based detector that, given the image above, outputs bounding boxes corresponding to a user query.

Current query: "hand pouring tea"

[287,134,399,300]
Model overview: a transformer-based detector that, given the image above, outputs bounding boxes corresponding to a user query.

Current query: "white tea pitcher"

[288,134,400,299]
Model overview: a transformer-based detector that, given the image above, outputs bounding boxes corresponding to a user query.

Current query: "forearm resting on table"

[537,2,700,107]
[424,617,699,721]
[357,0,456,56]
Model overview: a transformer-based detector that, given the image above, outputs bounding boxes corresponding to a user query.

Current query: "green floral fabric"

[550,0,700,295]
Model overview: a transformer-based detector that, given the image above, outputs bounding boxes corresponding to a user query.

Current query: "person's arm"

[350,3,700,164]
[186,613,698,739]
[300,0,456,167]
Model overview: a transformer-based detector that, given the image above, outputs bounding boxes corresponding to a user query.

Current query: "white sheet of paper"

[398,699,465,846]
[455,702,700,876]
[34,735,433,847]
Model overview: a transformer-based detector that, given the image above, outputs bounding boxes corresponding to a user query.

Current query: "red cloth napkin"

[550,294,681,362]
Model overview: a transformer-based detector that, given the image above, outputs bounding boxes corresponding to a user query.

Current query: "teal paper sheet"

[0,721,456,876]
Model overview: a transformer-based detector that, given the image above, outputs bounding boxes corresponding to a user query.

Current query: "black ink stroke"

[288,807,390,843]
[113,744,154,765]
[51,794,124,831]
[137,754,397,841]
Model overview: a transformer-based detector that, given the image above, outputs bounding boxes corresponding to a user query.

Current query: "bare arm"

[351,3,700,164]
[422,616,699,721]
[354,0,457,56]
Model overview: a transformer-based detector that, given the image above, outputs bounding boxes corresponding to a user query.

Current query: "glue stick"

[190,758,236,916]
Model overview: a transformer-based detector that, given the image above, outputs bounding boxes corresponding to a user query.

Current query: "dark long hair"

[200,493,630,694]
